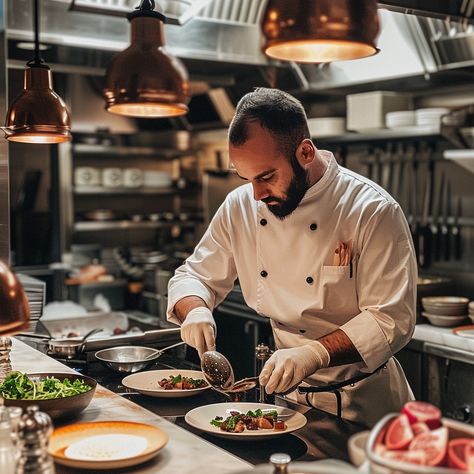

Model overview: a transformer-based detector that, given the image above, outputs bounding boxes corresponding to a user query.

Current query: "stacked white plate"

[385,110,415,130]
[469,301,474,324]
[415,108,450,127]
[421,296,469,327]
[307,117,346,138]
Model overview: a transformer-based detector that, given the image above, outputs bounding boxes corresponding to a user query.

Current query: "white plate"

[185,402,307,440]
[122,370,209,398]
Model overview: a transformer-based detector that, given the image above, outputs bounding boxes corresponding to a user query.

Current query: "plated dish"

[122,369,209,398]
[185,402,307,440]
[49,421,168,470]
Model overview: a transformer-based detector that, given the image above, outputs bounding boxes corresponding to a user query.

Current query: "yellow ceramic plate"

[49,421,168,470]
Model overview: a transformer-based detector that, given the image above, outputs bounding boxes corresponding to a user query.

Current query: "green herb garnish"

[0,371,92,400]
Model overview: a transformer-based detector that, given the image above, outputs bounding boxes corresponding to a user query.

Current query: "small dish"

[122,369,209,398]
[421,312,467,327]
[49,420,168,470]
[453,325,474,339]
[347,430,370,467]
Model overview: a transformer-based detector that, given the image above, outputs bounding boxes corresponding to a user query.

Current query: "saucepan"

[21,328,102,359]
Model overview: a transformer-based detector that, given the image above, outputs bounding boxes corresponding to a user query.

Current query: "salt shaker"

[270,453,291,474]
[17,406,55,474]
[0,337,12,383]
[0,406,17,474]
[255,343,271,403]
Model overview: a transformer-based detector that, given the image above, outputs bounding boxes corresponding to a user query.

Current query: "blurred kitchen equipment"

[451,196,462,260]
[346,91,412,132]
[385,110,415,129]
[67,279,127,311]
[102,168,123,187]
[430,173,444,262]
[440,180,451,261]
[47,328,102,358]
[143,170,172,188]
[74,167,100,187]
[441,104,474,148]
[95,341,185,373]
[123,168,144,188]
[444,149,474,174]
[201,350,258,393]
[255,343,271,403]
[15,170,42,212]
[307,117,345,137]
[82,209,119,221]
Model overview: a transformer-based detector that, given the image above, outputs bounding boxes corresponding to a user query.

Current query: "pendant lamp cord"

[27,0,45,67]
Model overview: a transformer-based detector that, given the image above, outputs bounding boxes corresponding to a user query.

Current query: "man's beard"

[263,157,309,219]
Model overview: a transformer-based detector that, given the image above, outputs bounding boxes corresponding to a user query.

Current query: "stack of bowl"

[421,297,469,327]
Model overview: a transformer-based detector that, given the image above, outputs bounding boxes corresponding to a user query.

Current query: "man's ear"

[295,139,316,166]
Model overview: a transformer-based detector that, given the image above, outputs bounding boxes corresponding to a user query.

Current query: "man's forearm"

[318,329,363,367]
[174,296,208,323]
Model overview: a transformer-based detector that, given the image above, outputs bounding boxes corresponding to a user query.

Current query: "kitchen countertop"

[413,323,474,352]
[9,338,364,472]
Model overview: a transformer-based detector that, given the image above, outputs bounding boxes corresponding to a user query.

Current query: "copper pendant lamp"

[0,260,30,336]
[3,0,71,144]
[103,0,189,118]
[262,0,380,63]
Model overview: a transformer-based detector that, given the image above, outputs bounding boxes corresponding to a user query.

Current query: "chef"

[167,88,416,426]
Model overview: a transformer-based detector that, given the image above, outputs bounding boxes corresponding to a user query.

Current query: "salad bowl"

[0,372,97,419]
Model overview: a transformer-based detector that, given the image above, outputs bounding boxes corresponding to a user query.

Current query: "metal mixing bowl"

[95,346,162,373]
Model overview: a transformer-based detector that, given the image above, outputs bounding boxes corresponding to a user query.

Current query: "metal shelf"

[74,221,196,232]
[74,186,180,195]
[72,144,196,159]
[314,125,443,145]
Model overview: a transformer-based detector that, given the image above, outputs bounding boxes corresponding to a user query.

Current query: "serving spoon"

[201,350,258,393]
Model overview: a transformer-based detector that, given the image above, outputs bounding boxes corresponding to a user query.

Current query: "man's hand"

[259,342,330,394]
[180,307,216,358]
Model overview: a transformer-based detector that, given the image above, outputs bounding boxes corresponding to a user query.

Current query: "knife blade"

[451,196,462,260]
[440,179,451,261]
[417,146,433,268]
[430,173,444,262]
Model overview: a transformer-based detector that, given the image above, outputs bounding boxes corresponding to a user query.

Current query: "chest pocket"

[318,263,357,315]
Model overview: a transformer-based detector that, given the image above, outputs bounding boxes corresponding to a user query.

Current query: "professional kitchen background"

[2,0,474,423]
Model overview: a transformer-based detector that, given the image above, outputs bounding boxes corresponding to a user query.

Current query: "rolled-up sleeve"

[340,202,417,372]
[167,196,237,325]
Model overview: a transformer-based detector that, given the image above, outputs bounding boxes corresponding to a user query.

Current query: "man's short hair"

[228,88,310,158]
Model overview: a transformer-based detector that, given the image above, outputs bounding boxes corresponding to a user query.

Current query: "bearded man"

[167,87,416,427]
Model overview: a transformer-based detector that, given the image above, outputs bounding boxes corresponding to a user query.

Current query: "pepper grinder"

[270,453,291,474]
[0,337,12,383]
[255,343,271,403]
[17,406,55,474]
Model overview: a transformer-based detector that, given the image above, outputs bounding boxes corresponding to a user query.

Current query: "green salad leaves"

[0,371,92,400]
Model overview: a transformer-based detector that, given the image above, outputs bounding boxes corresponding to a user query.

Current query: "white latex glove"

[180,307,216,358]
[259,341,330,394]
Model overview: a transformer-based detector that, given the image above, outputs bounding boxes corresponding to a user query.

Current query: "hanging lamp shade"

[103,1,189,118]
[262,0,380,63]
[0,260,30,335]
[3,65,71,144]
[3,0,71,144]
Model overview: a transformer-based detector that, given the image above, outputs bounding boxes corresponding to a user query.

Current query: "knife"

[430,173,444,262]
[417,146,433,268]
[451,196,462,260]
[440,179,451,261]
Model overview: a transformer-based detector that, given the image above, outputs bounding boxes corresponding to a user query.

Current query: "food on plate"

[210,409,286,433]
[0,371,92,400]
[158,374,207,390]
[374,401,474,471]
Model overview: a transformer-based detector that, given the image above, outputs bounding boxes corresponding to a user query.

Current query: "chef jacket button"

[260,270,268,278]
[310,223,317,231]
[306,276,314,284]
[260,218,267,226]
[299,329,306,334]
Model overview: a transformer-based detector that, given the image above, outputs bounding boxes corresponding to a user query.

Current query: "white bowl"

[308,117,345,137]
[347,431,370,467]
[422,312,467,327]
[422,305,468,316]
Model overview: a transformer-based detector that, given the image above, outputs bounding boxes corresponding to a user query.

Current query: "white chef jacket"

[167,151,417,426]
